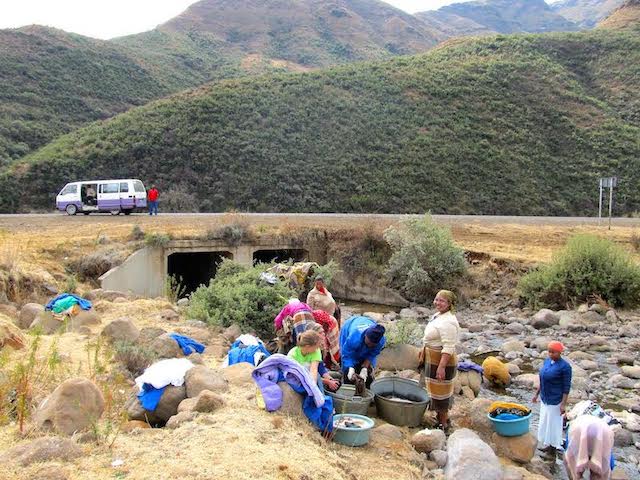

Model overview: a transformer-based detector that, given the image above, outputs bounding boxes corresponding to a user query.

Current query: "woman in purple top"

[533,341,572,459]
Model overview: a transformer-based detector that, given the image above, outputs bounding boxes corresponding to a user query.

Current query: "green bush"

[144,232,171,248]
[518,234,640,309]
[384,214,466,303]
[186,259,296,338]
[113,341,157,377]
[385,317,423,347]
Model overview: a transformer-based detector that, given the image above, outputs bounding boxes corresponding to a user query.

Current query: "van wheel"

[123,209,132,216]
[110,209,121,216]
[66,204,77,216]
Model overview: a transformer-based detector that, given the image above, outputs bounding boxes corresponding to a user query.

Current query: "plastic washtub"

[332,414,375,447]
[327,385,374,416]
[488,413,532,437]
[370,377,429,427]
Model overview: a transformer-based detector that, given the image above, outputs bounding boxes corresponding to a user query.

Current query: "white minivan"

[56,179,148,215]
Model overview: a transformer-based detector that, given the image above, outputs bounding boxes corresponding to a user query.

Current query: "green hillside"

[2,28,639,215]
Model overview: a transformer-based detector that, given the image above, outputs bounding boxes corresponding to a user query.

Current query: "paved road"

[0,212,638,227]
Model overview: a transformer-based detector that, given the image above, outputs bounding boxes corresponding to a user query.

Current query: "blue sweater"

[339,316,386,371]
[539,357,572,405]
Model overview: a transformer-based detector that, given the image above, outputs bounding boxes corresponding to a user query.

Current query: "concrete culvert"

[167,251,231,295]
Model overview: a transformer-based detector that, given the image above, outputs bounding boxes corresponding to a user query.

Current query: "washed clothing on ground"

[45,294,92,314]
[457,360,483,374]
[135,358,194,411]
[340,316,386,371]
[169,333,205,355]
[225,335,270,367]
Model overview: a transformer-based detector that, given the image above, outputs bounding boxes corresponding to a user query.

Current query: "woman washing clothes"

[420,290,460,433]
[533,340,572,460]
[564,415,615,480]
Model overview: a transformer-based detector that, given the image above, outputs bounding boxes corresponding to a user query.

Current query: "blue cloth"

[495,413,523,421]
[457,360,483,374]
[137,383,166,411]
[227,340,270,366]
[290,382,334,432]
[169,334,205,356]
[45,293,92,312]
[340,316,386,371]
[539,357,572,405]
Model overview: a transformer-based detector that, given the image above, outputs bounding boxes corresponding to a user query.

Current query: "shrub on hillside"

[66,247,127,281]
[385,317,422,347]
[144,232,171,248]
[186,259,296,338]
[518,234,640,309]
[384,215,466,303]
[203,222,253,246]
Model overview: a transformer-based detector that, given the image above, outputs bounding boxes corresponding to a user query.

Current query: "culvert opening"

[167,251,232,295]
[253,249,308,265]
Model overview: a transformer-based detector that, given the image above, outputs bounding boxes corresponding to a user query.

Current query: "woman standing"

[533,341,572,458]
[421,290,460,432]
[306,276,336,316]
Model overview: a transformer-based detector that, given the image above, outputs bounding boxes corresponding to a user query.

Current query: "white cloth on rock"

[135,358,194,391]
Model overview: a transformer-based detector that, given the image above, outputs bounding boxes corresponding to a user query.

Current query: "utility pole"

[598,178,603,224]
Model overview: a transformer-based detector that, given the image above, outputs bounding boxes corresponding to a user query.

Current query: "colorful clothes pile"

[488,401,531,420]
[45,294,92,315]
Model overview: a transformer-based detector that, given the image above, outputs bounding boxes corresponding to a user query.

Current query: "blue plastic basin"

[332,414,375,447]
[487,413,532,437]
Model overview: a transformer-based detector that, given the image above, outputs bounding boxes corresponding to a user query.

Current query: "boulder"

[158,309,179,322]
[277,382,304,416]
[621,366,640,380]
[502,341,525,354]
[529,337,551,351]
[17,303,44,329]
[137,327,166,345]
[0,316,26,350]
[457,371,482,396]
[377,344,420,371]
[605,310,619,323]
[513,374,540,390]
[612,411,640,432]
[579,360,598,371]
[581,311,604,324]
[411,428,446,453]
[0,437,81,466]
[223,363,254,386]
[101,318,140,344]
[35,377,105,435]
[507,363,521,375]
[491,432,537,463]
[178,390,225,413]
[505,322,525,334]
[452,398,494,441]
[125,385,187,426]
[445,429,502,480]
[482,356,511,387]
[531,309,559,329]
[29,310,62,334]
[166,411,197,429]
[558,310,580,328]
[184,366,229,397]
[222,324,242,342]
[607,374,636,389]
[589,303,607,315]
[150,333,184,359]
[68,310,100,332]
[613,427,634,447]
[371,423,404,446]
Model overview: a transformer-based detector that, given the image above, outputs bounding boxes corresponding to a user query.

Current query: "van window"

[133,180,145,193]
[119,182,129,193]
[100,183,119,194]
[60,184,77,195]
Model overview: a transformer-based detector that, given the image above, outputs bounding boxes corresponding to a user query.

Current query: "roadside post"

[598,177,617,230]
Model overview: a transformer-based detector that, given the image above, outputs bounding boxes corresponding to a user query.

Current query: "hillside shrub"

[385,317,422,347]
[186,259,296,338]
[384,215,466,303]
[144,232,171,248]
[518,234,640,309]
[66,248,127,281]
[203,222,253,246]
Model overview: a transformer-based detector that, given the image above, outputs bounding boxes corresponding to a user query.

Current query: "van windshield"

[133,180,145,193]
[60,184,77,195]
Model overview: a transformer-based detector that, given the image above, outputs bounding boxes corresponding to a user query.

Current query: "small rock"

[29,310,63,334]
[622,366,640,380]
[607,374,636,389]
[277,382,303,416]
[35,377,105,435]
[17,303,44,329]
[159,309,179,322]
[501,340,525,354]
[137,327,166,345]
[614,427,634,447]
[605,310,619,323]
[430,449,448,468]
[581,311,604,324]
[457,370,482,396]
[125,385,186,426]
[178,390,225,413]
[531,309,559,329]
[505,322,524,334]
[372,424,404,446]
[615,354,636,365]
[1,437,81,466]
[580,360,598,370]
[589,303,607,315]
[166,411,197,429]
[513,373,540,390]
[101,318,140,343]
[507,363,521,375]
[411,428,446,453]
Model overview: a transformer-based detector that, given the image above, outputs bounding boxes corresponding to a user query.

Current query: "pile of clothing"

[224,334,270,367]
[45,293,92,318]
[482,356,511,387]
[567,400,620,427]
[457,360,483,374]
[252,354,333,432]
[488,401,531,420]
[168,333,205,356]
[135,358,194,411]
[267,262,319,291]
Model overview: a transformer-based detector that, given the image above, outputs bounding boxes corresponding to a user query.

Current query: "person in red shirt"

[147,185,159,215]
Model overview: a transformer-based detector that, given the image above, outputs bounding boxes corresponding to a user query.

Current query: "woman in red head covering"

[533,340,572,459]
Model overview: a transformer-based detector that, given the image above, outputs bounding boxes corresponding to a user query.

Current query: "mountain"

[117,0,442,67]
[551,0,626,28]
[414,10,495,38]
[2,27,639,216]
[436,0,579,34]
[597,0,640,30]
[0,0,442,168]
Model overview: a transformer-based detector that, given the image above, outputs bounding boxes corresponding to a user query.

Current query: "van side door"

[97,182,121,211]
[119,181,134,210]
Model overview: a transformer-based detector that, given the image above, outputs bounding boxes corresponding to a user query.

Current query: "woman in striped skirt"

[420,290,460,432]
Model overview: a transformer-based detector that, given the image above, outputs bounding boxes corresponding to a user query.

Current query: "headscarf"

[364,324,386,345]
[436,290,457,313]
[548,341,565,353]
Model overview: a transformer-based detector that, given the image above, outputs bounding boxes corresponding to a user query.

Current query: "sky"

[0,0,484,40]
